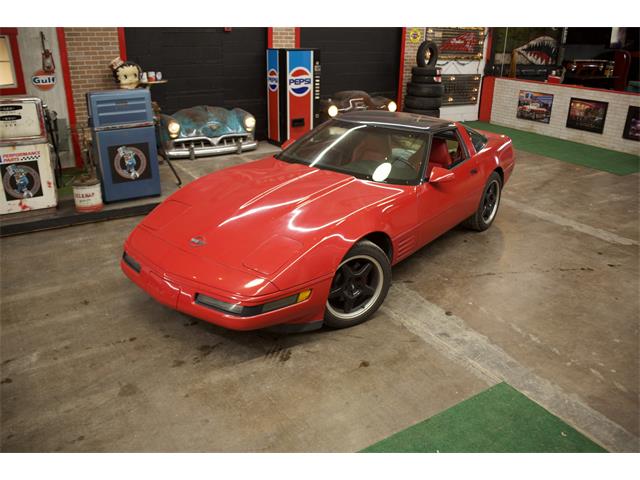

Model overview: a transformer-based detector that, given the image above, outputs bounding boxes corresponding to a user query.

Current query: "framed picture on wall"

[517,90,554,123]
[622,106,640,141]
[566,98,608,134]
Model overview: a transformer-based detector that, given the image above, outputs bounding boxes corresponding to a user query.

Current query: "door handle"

[470,168,478,175]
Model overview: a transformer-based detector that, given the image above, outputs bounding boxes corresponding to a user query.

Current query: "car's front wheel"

[324,240,391,329]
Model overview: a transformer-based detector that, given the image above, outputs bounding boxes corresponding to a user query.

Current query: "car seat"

[426,138,452,178]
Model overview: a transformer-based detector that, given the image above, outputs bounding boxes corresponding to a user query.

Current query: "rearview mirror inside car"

[429,166,455,184]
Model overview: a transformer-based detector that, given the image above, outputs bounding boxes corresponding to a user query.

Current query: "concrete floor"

[1,145,638,452]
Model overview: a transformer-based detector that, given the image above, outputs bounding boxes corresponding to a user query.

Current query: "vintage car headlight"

[244,116,256,131]
[328,105,339,117]
[167,120,180,138]
[387,101,397,112]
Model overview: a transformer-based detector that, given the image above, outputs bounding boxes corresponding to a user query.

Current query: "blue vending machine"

[87,89,161,202]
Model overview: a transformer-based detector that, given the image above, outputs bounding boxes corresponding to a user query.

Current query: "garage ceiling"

[125,28,268,139]
[300,28,401,101]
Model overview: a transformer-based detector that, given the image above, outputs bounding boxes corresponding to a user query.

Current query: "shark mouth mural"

[515,36,558,65]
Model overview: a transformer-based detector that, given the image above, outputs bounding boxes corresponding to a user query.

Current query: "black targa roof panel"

[337,110,455,132]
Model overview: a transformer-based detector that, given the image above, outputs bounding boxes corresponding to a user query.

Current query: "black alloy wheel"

[324,240,391,328]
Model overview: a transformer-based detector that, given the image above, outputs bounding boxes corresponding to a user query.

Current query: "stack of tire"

[403,42,443,118]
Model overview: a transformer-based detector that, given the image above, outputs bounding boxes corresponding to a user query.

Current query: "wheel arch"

[358,231,393,262]
[493,166,504,184]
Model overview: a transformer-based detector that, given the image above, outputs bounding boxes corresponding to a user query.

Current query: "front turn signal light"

[297,289,312,303]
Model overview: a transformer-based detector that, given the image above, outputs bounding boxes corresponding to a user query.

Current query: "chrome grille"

[172,135,249,150]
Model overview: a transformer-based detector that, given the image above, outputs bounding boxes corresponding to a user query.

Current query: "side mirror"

[429,166,455,184]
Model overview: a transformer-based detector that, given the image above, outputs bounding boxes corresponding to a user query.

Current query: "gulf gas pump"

[266,48,320,145]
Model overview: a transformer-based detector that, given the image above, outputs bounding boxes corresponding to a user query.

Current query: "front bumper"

[120,245,331,331]
[163,137,258,159]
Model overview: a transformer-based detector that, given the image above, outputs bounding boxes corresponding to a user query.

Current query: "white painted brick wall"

[490,78,640,155]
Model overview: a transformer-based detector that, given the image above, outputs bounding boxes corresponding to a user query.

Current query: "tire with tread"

[407,83,444,97]
[404,95,442,109]
[464,172,503,231]
[412,66,440,76]
[411,74,441,84]
[416,41,439,68]
[324,240,392,329]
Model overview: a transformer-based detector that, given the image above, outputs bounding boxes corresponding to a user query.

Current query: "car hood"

[170,106,247,138]
[138,157,406,285]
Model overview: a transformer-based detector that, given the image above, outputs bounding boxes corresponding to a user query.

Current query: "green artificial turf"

[464,121,639,176]
[361,383,607,453]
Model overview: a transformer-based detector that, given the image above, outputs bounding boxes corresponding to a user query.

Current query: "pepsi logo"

[267,69,278,92]
[288,67,312,97]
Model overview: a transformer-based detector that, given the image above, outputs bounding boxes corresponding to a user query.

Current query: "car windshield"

[278,120,428,185]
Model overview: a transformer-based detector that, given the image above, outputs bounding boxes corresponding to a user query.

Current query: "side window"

[427,129,469,172]
[464,126,488,153]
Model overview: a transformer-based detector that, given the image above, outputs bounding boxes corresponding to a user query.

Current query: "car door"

[416,127,484,246]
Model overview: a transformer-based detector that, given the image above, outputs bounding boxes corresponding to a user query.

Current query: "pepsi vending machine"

[267,48,320,145]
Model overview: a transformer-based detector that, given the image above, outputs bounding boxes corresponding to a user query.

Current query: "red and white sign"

[441,32,479,53]
[31,69,56,91]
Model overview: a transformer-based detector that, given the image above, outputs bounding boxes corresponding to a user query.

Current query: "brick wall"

[399,28,424,109]
[63,27,120,132]
[272,28,296,49]
[490,78,640,155]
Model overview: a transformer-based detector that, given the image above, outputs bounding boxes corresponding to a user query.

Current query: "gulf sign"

[31,69,56,91]
[286,50,314,141]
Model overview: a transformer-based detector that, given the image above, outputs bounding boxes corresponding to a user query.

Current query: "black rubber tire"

[416,41,439,68]
[403,107,440,117]
[324,240,392,329]
[407,83,444,97]
[412,66,440,76]
[405,95,442,109]
[464,172,503,232]
[411,74,442,85]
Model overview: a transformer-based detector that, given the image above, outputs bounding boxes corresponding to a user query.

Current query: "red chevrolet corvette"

[121,111,514,332]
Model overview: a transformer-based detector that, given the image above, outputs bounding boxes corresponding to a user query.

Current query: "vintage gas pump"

[87,89,161,203]
[266,48,321,145]
[0,96,58,215]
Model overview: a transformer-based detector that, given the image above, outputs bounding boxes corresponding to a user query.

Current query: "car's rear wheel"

[464,171,502,231]
[324,240,391,329]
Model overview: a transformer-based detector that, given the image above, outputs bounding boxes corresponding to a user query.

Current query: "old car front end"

[158,106,258,159]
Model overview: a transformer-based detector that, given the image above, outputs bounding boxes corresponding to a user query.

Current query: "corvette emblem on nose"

[190,236,206,246]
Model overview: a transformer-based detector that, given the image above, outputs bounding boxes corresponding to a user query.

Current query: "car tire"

[416,41,439,68]
[411,74,442,84]
[412,66,440,77]
[464,171,503,232]
[407,83,444,97]
[403,107,440,117]
[404,95,442,109]
[324,240,392,329]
